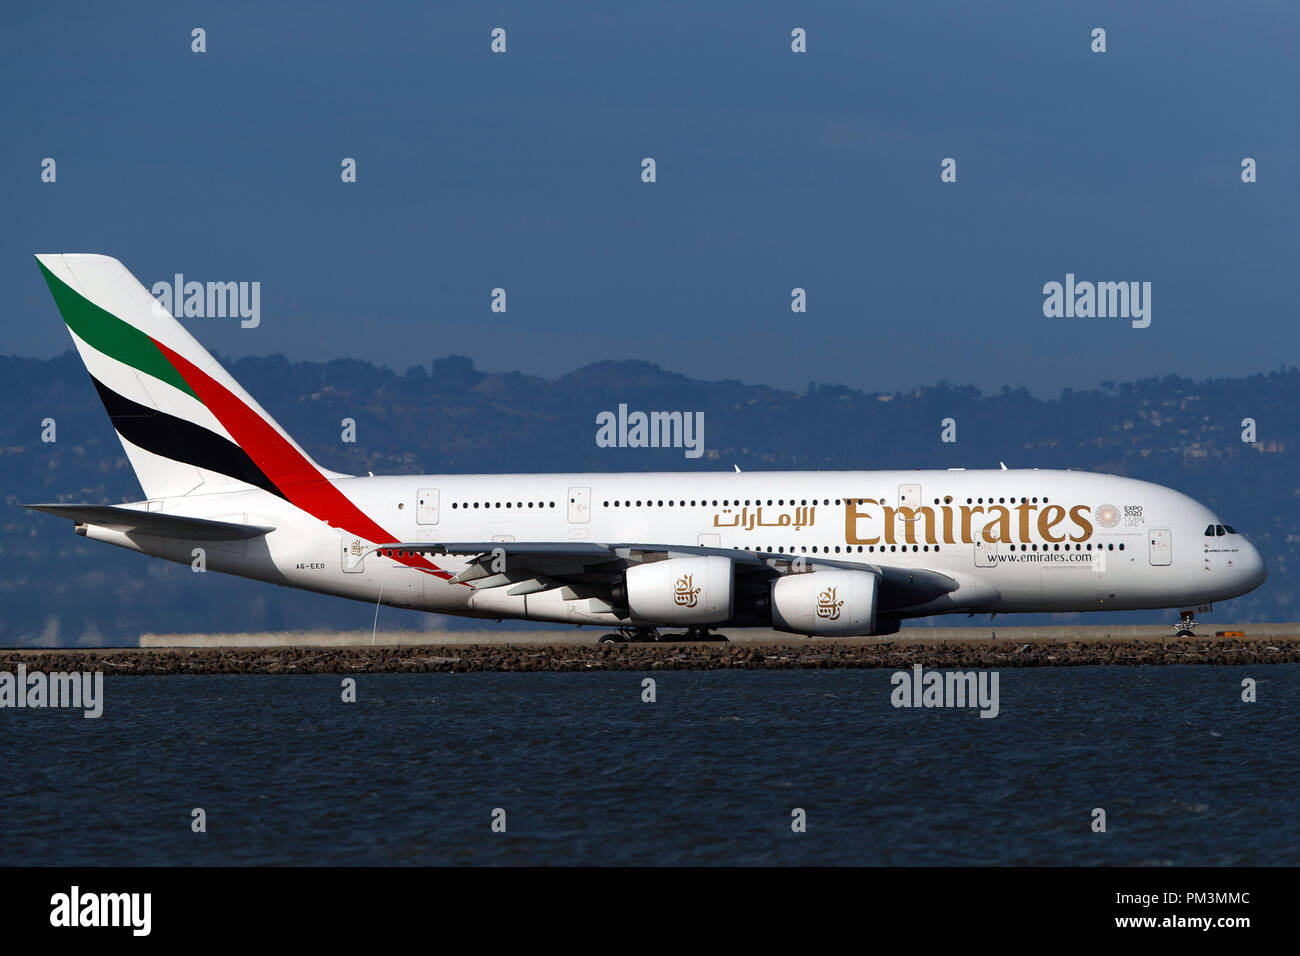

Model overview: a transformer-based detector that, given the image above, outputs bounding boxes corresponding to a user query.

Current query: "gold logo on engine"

[350,539,362,556]
[816,586,844,621]
[674,573,701,608]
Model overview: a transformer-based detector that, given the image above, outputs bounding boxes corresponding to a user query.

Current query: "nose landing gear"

[1173,610,1197,637]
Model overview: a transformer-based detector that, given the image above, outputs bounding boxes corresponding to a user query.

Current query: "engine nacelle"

[625,555,734,625]
[771,569,878,636]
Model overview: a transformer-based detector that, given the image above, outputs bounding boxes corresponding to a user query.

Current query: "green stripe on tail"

[37,259,199,401]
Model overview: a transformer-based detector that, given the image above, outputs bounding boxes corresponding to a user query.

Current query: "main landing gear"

[598,627,658,644]
[1173,610,1197,637]
[597,627,728,644]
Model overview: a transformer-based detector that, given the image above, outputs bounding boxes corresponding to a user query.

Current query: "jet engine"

[771,569,878,636]
[624,555,734,625]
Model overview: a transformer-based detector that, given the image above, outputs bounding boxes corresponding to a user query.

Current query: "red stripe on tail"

[151,338,453,580]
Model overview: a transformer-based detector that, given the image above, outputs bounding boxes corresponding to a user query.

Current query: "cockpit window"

[1205,524,1216,536]
[1224,525,1237,534]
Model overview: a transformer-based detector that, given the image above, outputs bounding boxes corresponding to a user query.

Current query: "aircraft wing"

[25,503,276,541]
[373,540,960,612]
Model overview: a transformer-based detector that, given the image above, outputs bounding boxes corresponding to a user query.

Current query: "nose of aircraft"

[1241,538,1268,592]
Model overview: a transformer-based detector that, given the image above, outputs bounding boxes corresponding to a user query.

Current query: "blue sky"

[4,1,1296,396]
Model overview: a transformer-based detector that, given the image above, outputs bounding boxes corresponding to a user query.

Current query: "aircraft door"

[1149,528,1172,566]
[1093,534,1140,603]
[969,510,996,567]
[567,487,591,524]
[416,488,440,525]
[342,536,365,572]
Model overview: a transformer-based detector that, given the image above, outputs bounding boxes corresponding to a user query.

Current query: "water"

[3,666,1296,865]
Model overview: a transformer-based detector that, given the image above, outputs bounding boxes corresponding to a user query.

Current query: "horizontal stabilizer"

[25,503,275,541]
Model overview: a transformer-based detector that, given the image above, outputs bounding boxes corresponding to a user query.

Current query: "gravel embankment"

[4,637,1298,674]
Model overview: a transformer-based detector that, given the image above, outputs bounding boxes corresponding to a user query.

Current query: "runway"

[135,621,1300,648]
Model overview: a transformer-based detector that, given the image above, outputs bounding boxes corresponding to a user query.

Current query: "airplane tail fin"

[36,253,340,501]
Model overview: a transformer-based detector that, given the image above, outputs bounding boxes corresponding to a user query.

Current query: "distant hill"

[2,352,1295,645]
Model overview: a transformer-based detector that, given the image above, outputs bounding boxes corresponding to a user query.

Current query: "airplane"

[26,254,1268,642]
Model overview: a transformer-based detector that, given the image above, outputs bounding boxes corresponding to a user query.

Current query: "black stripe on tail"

[89,375,288,500]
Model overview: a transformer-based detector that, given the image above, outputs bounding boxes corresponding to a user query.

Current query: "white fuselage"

[86,468,1267,629]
